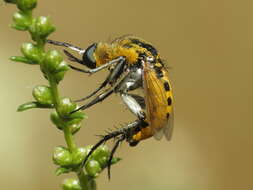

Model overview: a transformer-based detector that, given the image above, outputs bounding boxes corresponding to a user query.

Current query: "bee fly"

[47,35,174,178]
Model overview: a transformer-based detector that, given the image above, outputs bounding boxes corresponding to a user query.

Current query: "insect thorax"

[93,36,163,68]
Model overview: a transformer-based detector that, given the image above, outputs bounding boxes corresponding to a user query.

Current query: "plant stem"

[77,170,96,190]
[48,74,92,190]
[63,125,76,152]
[48,75,77,152]
[48,75,60,110]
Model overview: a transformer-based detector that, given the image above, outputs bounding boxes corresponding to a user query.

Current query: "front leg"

[68,55,126,74]
[47,39,85,54]
[75,59,126,102]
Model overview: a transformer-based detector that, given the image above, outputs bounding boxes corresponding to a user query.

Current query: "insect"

[47,35,174,178]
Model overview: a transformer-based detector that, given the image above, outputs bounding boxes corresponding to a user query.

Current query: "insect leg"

[72,88,114,113]
[47,39,85,54]
[74,76,109,102]
[71,67,135,113]
[47,40,85,66]
[107,135,125,179]
[75,59,126,102]
[63,49,83,64]
[113,67,145,119]
[121,93,145,120]
[114,67,143,93]
[81,128,124,168]
[127,94,146,109]
[68,56,125,74]
[72,66,142,113]
[81,120,143,169]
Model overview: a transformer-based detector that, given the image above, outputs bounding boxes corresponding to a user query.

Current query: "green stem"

[48,74,77,152]
[77,170,96,190]
[48,73,91,190]
[48,75,60,110]
[63,125,76,152]
[37,38,45,50]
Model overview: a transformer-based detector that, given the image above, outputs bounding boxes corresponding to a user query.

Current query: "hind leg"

[81,120,145,179]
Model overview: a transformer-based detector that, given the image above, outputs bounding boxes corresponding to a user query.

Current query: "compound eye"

[82,43,97,69]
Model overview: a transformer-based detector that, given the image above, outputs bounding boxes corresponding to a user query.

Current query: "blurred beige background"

[1,0,253,189]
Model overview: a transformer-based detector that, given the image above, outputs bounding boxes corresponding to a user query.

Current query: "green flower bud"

[4,0,17,4]
[64,111,86,134]
[68,111,86,120]
[80,145,92,163]
[85,160,102,178]
[53,61,69,83]
[55,60,69,72]
[29,16,55,40]
[51,111,82,134]
[53,146,72,167]
[83,145,92,154]
[91,145,110,166]
[40,50,69,82]
[98,157,121,170]
[58,98,77,117]
[62,178,81,190]
[12,11,31,31]
[41,49,63,73]
[72,147,87,166]
[50,111,63,130]
[17,0,37,11]
[69,122,81,134]
[21,42,41,64]
[32,85,53,105]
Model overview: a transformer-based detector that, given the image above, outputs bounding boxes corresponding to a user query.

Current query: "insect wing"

[164,107,174,141]
[143,62,168,140]
[161,67,174,141]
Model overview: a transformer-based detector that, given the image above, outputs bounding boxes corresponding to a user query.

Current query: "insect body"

[47,36,174,178]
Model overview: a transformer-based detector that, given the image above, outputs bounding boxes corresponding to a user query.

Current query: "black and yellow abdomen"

[132,60,174,142]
